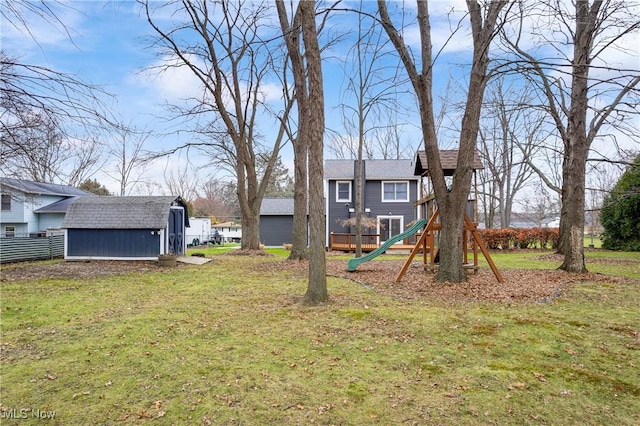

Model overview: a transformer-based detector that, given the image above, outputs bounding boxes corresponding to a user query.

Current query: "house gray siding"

[327,179,419,236]
[328,179,353,235]
[67,229,160,257]
[260,216,294,246]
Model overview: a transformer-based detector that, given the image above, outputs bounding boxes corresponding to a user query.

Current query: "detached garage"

[62,196,189,260]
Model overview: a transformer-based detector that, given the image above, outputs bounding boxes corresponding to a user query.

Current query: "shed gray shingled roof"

[324,159,417,180]
[62,196,183,229]
[414,150,484,176]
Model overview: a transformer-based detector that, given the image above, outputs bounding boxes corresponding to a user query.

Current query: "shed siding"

[260,216,294,246]
[67,229,160,257]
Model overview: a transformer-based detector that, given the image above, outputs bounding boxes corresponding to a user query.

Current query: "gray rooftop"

[0,177,92,197]
[62,196,184,229]
[324,159,417,180]
[260,198,295,215]
[34,197,84,214]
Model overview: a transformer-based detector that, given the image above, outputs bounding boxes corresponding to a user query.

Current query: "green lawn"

[1,250,639,425]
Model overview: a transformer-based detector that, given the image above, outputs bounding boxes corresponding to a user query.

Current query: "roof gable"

[62,196,186,229]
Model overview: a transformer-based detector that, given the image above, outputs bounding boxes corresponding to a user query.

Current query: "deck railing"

[330,232,425,252]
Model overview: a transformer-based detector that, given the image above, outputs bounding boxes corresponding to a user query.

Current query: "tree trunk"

[300,0,327,305]
[355,157,363,258]
[241,207,261,250]
[437,198,467,282]
[559,0,596,272]
[276,1,309,261]
[289,139,309,260]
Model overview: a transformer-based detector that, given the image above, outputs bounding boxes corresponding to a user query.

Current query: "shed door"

[168,208,185,255]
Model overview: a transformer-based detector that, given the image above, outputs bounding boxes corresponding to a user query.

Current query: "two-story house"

[0,177,93,237]
[325,159,420,251]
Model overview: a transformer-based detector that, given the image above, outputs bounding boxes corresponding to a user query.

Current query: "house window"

[336,181,352,203]
[4,226,15,238]
[1,194,10,211]
[382,181,409,202]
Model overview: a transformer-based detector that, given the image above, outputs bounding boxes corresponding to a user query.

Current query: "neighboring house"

[212,221,242,243]
[0,177,93,238]
[325,159,420,248]
[259,198,299,247]
[62,196,189,260]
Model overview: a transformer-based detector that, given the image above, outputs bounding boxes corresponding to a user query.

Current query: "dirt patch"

[0,260,177,282]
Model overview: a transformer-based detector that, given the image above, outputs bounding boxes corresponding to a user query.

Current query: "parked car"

[208,230,223,245]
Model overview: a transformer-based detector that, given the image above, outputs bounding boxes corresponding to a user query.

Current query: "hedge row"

[477,228,560,250]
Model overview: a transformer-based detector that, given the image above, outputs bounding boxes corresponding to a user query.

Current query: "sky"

[2,0,639,198]
[2,0,477,195]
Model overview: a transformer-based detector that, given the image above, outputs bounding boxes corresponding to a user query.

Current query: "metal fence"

[0,235,64,263]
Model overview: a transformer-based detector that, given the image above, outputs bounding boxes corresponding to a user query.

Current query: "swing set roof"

[414,150,484,177]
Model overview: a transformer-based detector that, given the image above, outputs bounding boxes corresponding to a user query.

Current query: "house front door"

[378,216,403,244]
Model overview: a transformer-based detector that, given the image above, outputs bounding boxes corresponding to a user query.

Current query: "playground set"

[347,150,503,283]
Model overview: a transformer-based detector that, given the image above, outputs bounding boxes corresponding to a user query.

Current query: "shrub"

[478,227,559,250]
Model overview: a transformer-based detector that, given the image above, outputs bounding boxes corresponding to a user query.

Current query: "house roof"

[324,159,417,180]
[62,196,188,229]
[0,177,92,197]
[212,221,241,228]
[34,197,84,213]
[414,150,484,176]
[260,198,295,215]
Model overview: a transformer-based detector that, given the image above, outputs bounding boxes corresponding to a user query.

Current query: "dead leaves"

[117,400,166,421]
[327,260,582,302]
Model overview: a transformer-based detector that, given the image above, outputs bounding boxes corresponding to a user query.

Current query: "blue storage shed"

[62,196,189,260]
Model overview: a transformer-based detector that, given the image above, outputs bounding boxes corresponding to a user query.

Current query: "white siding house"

[0,177,93,237]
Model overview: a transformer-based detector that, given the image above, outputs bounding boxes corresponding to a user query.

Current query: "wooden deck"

[329,232,424,253]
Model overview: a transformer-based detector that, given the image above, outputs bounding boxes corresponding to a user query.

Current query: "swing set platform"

[394,208,503,283]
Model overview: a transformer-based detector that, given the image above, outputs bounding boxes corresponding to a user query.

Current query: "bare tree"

[164,162,199,202]
[276,2,310,262]
[517,182,560,228]
[378,0,510,282]
[192,177,240,220]
[0,107,104,185]
[140,0,292,251]
[477,79,543,228]
[331,1,408,257]
[1,1,114,186]
[277,0,327,304]
[503,0,640,272]
[101,123,150,196]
